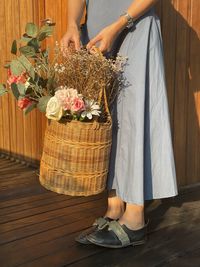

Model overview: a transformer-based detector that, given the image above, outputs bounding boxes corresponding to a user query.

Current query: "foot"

[75,216,113,245]
[87,219,148,248]
[117,204,145,230]
[75,211,124,245]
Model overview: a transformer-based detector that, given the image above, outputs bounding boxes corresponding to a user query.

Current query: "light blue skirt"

[81,0,178,205]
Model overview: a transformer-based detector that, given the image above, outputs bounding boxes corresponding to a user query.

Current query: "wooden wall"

[0,0,46,165]
[156,0,200,186]
[0,0,199,187]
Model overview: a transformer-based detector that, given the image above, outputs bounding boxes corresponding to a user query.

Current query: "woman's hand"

[86,19,126,53]
[60,23,81,51]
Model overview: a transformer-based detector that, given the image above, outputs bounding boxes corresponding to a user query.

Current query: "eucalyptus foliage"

[0,20,56,115]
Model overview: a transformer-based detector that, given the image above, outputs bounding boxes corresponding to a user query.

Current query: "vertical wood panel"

[0,0,199,186]
[19,0,36,164]
[173,0,191,185]
[186,0,200,184]
[161,0,178,130]
[0,0,11,154]
[0,0,45,165]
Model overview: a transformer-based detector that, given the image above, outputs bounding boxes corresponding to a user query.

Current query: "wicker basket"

[39,87,112,196]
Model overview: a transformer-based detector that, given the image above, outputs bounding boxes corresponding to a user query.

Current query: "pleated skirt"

[81,0,178,205]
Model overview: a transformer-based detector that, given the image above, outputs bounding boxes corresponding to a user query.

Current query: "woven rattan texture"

[39,119,112,196]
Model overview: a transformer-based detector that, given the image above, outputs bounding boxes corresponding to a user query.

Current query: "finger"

[98,41,107,53]
[60,37,70,52]
[60,36,68,47]
[86,35,102,49]
[74,37,81,51]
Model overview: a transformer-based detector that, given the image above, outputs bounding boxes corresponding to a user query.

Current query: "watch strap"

[120,12,135,29]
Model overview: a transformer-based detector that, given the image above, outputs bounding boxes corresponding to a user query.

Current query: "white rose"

[46,96,63,121]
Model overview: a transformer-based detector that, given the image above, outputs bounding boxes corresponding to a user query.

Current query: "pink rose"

[63,97,72,111]
[17,98,32,110]
[71,97,85,112]
[7,69,27,86]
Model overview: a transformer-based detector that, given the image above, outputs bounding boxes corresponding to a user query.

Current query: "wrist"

[67,20,79,30]
[113,16,128,32]
[119,12,136,30]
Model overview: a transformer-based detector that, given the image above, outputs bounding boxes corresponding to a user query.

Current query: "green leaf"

[38,25,54,41]
[28,38,40,52]
[24,102,37,115]
[29,66,35,80]
[25,23,38,38]
[11,83,20,100]
[19,46,36,57]
[18,55,32,71]
[42,49,49,58]
[20,35,32,43]
[4,63,10,69]
[0,84,8,96]
[37,96,51,113]
[37,32,46,42]
[10,59,26,76]
[11,40,17,55]
[47,76,56,92]
[17,83,26,95]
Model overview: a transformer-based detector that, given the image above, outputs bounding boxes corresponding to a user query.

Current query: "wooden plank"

[61,0,68,34]
[0,183,48,201]
[0,194,106,233]
[0,204,106,246]
[0,191,67,209]
[0,0,6,151]
[173,0,191,186]
[165,247,200,267]
[1,0,11,154]
[5,0,19,159]
[0,175,38,189]
[0,194,72,216]
[186,0,200,185]
[161,0,177,131]
[0,170,36,181]
[19,0,35,163]
[0,215,104,267]
[0,164,31,172]
[0,193,105,224]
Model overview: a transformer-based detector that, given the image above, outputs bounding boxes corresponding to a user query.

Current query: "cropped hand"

[60,24,81,51]
[86,21,125,53]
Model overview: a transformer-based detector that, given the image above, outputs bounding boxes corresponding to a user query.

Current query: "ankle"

[118,205,145,230]
[104,206,125,220]
[118,215,145,230]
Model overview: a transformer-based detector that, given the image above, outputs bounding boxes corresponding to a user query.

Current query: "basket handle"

[90,46,112,123]
[98,85,112,123]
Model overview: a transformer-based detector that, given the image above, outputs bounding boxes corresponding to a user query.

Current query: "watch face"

[126,18,134,29]
[125,14,134,28]
[120,12,135,29]
[126,22,133,29]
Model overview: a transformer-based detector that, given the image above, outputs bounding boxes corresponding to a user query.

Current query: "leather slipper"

[75,216,114,244]
[86,219,149,248]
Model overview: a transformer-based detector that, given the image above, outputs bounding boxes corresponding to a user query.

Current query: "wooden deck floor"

[0,156,200,267]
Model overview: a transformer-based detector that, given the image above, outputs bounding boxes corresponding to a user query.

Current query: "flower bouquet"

[0,21,126,196]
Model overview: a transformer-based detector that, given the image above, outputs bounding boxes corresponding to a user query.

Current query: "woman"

[61,0,178,248]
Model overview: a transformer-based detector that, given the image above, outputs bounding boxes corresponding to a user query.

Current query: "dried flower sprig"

[55,46,127,111]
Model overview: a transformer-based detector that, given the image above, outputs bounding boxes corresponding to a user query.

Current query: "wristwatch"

[120,12,135,29]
